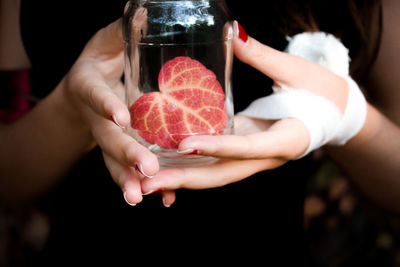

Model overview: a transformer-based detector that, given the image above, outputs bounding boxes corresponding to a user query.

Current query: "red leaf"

[130,56,228,148]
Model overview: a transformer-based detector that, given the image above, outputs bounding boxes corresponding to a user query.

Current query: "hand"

[62,19,174,206]
[140,115,305,193]
[141,22,352,201]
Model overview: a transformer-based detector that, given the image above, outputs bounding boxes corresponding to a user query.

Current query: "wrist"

[342,103,381,147]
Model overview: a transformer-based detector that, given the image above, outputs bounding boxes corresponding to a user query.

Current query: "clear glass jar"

[123,0,234,167]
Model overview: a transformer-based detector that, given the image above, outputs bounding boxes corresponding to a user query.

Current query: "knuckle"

[249,41,272,63]
[241,135,262,159]
[247,43,265,63]
[241,135,253,157]
[174,168,190,189]
[122,140,138,165]
[102,94,116,115]
[212,136,225,155]
[85,86,97,109]
[115,172,126,189]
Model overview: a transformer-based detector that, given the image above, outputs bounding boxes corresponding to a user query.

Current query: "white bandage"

[238,32,367,158]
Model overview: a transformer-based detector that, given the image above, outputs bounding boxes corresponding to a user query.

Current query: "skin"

[1,0,399,212]
[142,8,400,213]
[140,25,347,194]
[0,13,162,204]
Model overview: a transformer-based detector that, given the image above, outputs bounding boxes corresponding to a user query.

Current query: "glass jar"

[123,0,234,167]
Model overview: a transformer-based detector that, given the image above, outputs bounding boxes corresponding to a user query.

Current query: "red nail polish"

[177,148,201,155]
[143,188,163,195]
[237,22,248,43]
[152,188,163,194]
[188,149,200,155]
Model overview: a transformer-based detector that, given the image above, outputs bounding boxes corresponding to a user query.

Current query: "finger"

[141,158,285,193]
[103,152,143,205]
[141,186,176,207]
[91,112,159,177]
[232,22,313,86]
[232,21,347,105]
[178,118,309,160]
[161,190,176,207]
[79,78,130,128]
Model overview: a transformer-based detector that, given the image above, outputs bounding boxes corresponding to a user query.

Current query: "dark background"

[0,0,398,266]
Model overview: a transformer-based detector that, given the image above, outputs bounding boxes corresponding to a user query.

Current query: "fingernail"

[123,191,136,206]
[234,21,248,43]
[112,115,126,129]
[135,162,155,179]
[143,188,163,196]
[162,198,171,208]
[177,148,201,155]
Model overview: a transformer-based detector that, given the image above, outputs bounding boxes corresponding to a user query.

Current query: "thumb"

[233,21,321,88]
[82,18,123,58]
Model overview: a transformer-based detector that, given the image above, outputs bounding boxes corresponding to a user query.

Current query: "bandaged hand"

[239,32,367,157]
[140,23,367,198]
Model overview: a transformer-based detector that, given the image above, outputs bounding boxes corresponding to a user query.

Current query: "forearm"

[326,104,400,213]
[0,0,31,70]
[0,80,95,200]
